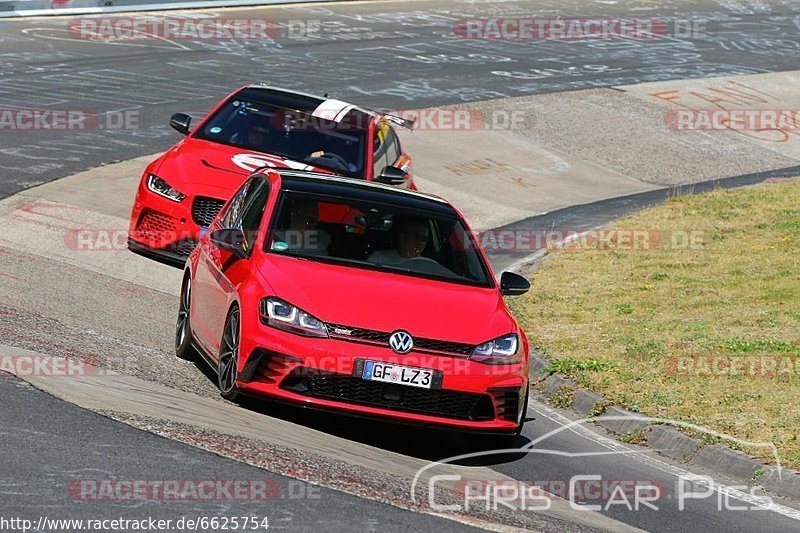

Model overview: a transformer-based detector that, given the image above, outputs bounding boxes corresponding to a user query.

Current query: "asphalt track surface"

[2,1,800,531]
[0,375,485,533]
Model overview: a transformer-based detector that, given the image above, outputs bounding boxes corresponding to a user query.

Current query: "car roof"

[246,84,328,108]
[243,84,416,130]
[264,169,456,215]
[244,84,375,124]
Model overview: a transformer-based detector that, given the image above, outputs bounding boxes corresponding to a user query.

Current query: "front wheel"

[218,306,244,403]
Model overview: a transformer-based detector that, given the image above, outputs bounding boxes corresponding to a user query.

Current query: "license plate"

[361,360,434,389]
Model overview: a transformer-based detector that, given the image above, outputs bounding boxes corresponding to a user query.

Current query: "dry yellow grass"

[510,179,800,466]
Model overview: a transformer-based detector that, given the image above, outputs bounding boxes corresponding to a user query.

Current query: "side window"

[237,180,269,252]
[215,177,269,253]
[384,127,401,166]
[217,179,254,229]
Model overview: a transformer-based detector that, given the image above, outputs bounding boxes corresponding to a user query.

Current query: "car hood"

[254,254,514,346]
[155,138,330,197]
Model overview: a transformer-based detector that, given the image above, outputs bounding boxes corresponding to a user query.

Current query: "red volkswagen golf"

[177,169,531,436]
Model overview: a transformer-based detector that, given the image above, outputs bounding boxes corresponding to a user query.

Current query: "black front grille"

[253,350,302,384]
[416,338,474,356]
[324,322,475,357]
[192,196,225,227]
[280,369,494,421]
[326,323,389,343]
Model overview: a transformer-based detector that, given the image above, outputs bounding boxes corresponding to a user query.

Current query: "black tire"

[218,306,244,403]
[175,273,198,361]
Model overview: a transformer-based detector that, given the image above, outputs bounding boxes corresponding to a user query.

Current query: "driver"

[368,217,430,264]
[368,218,457,278]
[306,149,357,174]
[231,118,272,151]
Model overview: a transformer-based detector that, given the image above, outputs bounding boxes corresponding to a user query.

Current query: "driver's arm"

[309,150,324,158]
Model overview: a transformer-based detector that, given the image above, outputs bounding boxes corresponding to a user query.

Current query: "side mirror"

[209,228,246,258]
[375,166,407,186]
[500,271,530,296]
[170,113,192,135]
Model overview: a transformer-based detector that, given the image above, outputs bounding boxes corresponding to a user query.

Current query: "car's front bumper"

[127,237,193,269]
[235,323,528,433]
[128,181,221,268]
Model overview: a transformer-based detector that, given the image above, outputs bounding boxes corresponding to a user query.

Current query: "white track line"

[527,399,800,521]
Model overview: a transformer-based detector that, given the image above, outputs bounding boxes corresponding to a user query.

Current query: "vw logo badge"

[389,330,414,354]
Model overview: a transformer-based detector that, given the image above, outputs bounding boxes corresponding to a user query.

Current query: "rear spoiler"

[380,112,416,130]
[252,84,417,130]
[360,107,416,130]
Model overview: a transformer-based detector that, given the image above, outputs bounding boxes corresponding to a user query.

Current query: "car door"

[208,176,270,354]
[191,180,250,353]
[194,176,269,356]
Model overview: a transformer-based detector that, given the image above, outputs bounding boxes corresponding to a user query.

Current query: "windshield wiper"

[268,150,301,161]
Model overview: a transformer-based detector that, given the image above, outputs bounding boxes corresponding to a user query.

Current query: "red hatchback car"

[128,85,416,268]
[177,169,532,436]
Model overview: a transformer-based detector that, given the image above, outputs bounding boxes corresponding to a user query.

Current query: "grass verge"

[510,179,800,466]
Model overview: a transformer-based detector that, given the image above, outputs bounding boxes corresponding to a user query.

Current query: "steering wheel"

[309,152,349,170]
[394,256,457,278]
[395,256,435,267]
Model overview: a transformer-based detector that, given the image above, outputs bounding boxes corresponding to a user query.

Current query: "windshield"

[194,91,367,179]
[266,192,492,287]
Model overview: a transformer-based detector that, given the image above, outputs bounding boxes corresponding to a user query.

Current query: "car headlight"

[260,297,328,338]
[471,333,520,364]
[147,174,186,202]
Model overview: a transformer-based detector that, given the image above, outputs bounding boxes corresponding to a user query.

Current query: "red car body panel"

[183,170,530,434]
[253,255,513,342]
[129,85,416,267]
